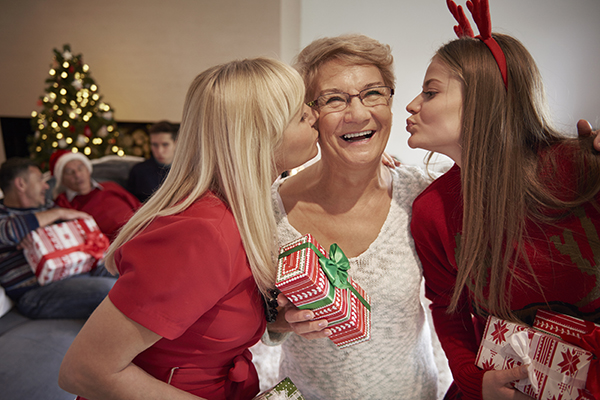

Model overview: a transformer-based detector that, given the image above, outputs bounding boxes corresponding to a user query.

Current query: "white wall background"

[300,0,600,170]
[0,0,598,170]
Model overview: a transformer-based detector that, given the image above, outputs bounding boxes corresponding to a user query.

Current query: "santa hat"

[50,150,93,197]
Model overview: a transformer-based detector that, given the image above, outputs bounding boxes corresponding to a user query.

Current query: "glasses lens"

[318,93,349,111]
[361,86,391,107]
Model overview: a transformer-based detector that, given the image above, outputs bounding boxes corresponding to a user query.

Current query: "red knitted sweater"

[411,157,600,399]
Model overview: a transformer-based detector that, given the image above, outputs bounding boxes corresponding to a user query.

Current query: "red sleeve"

[101,182,141,210]
[108,210,243,340]
[411,166,485,400]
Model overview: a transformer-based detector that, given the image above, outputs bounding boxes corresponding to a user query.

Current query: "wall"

[1,0,599,169]
[301,0,600,169]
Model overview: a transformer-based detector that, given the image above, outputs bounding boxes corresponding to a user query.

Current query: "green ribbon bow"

[319,244,370,311]
[279,240,370,311]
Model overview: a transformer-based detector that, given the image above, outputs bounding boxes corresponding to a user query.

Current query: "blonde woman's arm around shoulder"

[59,297,204,400]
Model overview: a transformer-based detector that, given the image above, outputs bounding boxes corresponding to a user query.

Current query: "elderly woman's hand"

[268,293,332,339]
[577,119,600,151]
[381,152,401,168]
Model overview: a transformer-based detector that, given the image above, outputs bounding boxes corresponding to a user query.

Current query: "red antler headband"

[447,0,508,89]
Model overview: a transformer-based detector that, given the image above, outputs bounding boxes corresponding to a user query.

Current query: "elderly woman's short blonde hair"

[293,33,395,102]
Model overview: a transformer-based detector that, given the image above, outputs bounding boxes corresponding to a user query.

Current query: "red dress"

[89,193,265,399]
[54,181,140,242]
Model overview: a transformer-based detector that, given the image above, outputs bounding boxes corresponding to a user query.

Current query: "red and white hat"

[49,150,92,197]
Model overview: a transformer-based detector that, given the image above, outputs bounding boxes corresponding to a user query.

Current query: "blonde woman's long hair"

[435,34,600,322]
[105,58,306,295]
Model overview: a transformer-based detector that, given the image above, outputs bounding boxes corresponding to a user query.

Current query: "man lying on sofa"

[51,150,140,242]
[0,157,116,319]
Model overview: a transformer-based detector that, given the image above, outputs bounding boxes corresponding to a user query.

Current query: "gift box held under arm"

[475,314,597,400]
[23,218,109,286]
[276,234,371,348]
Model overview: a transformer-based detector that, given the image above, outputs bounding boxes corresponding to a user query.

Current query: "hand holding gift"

[275,234,371,348]
[476,313,599,400]
[269,294,333,339]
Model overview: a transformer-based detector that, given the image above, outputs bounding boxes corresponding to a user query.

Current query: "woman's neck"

[310,158,392,204]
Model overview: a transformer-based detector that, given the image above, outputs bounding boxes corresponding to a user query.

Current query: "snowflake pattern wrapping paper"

[23,218,109,285]
[476,315,595,400]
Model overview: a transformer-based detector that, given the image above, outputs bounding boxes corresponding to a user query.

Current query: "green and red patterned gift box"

[276,234,371,348]
[475,311,599,400]
[253,377,305,400]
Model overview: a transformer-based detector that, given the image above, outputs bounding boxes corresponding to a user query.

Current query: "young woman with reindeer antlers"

[407,0,600,399]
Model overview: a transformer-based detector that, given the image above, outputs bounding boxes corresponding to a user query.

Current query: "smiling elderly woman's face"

[311,59,393,168]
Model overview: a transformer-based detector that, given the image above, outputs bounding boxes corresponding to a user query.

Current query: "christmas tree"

[29,44,127,170]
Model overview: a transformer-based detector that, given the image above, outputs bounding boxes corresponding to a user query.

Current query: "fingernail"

[323,329,332,337]
[303,312,313,320]
[317,320,327,328]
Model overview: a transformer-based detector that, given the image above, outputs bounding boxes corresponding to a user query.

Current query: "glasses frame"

[306,86,395,111]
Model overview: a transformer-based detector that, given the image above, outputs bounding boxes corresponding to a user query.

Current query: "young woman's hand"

[482,366,534,400]
[267,293,331,339]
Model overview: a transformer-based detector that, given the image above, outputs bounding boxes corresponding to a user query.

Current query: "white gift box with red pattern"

[476,315,595,400]
[533,310,600,399]
[23,218,109,286]
[276,234,371,348]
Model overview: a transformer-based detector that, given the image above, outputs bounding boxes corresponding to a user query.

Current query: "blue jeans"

[17,264,117,319]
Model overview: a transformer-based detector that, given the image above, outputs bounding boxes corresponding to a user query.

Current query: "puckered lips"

[341,130,375,142]
[406,119,416,134]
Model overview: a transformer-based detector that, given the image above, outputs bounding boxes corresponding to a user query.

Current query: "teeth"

[342,130,373,140]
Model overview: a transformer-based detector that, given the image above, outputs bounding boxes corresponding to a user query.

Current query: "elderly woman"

[265,34,442,400]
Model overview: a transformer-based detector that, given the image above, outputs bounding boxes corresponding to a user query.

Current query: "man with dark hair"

[0,157,116,319]
[127,120,179,202]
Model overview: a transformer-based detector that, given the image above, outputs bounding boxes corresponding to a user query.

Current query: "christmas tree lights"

[29,44,128,170]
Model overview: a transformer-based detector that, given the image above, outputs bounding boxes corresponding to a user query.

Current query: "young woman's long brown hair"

[435,34,600,321]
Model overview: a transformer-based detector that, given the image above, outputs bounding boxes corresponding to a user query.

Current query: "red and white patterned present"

[276,235,334,309]
[533,310,600,398]
[276,234,371,348]
[476,315,596,400]
[23,218,109,286]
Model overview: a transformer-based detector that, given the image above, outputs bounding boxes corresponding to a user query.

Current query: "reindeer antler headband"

[447,0,508,89]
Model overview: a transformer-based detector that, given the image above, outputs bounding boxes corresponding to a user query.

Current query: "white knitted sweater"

[265,165,445,400]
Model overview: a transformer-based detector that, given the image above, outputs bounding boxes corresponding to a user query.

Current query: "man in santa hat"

[50,150,140,242]
[0,157,116,318]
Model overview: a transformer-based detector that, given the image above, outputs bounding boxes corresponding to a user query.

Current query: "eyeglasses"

[307,86,394,113]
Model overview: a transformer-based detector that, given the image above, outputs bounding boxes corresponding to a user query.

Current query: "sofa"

[0,155,144,400]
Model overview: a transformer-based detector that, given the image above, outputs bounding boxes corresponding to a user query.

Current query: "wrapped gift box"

[276,235,333,309]
[23,218,109,286]
[476,315,595,400]
[253,377,305,400]
[533,310,600,398]
[534,309,599,345]
[328,282,371,348]
[276,234,371,348]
